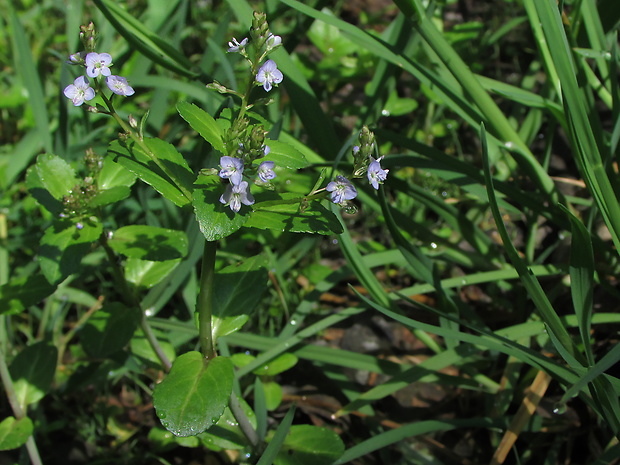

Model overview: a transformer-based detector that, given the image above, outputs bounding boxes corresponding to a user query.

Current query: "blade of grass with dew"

[332,419,499,465]
[393,0,558,203]
[335,344,496,417]
[533,0,620,254]
[256,405,295,465]
[480,124,582,367]
[354,289,582,386]
[334,209,392,310]
[8,6,51,154]
[396,264,563,298]
[278,0,489,131]
[580,0,611,93]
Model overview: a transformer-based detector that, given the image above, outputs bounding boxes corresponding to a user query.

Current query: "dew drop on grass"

[158,411,167,419]
[552,402,567,415]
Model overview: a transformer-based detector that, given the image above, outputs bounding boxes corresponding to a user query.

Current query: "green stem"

[99,234,172,371]
[229,392,259,448]
[0,347,43,465]
[100,93,193,201]
[197,240,217,360]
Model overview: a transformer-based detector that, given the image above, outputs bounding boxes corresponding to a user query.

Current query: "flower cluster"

[325,127,389,207]
[64,24,135,107]
[226,12,284,93]
[218,148,277,213]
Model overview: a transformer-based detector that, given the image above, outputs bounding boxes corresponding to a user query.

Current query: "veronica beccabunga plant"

[18,10,388,464]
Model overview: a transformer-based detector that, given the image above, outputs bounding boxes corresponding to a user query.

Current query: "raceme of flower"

[257,161,276,182]
[367,157,389,189]
[326,176,358,205]
[227,37,248,53]
[63,76,95,106]
[220,181,255,212]
[256,59,283,92]
[85,52,113,78]
[106,75,135,96]
[219,156,244,185]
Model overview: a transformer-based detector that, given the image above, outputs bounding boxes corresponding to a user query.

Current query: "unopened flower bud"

[128,114,138,128]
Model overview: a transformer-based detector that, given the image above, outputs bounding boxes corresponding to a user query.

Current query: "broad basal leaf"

[153,353,234,437]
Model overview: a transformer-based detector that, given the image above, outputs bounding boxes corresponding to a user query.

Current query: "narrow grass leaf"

[256,405,295,465]
[560,205,595,364]
[8,7,51,153]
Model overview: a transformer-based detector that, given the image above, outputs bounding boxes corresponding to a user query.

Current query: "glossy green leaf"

[89,186,132,208]
[0,417,33,451]
[108,139,192,208]
[231,352,298,376]
[80,302,141,358]
[192,174,249,241]
[26,153,79,215]
[262,140,309,170]
[274,425,345,465]
[10,341,57,409]
[263,381,283,411]
[153,353,234,437]
[97,155,138,190]
[212,255,269,339]
[125,258,181,289]
[109,225,188,261]
[0,274,56,316]
[247,197,343,235]
[177,102,226,155]
[39,219,103,284]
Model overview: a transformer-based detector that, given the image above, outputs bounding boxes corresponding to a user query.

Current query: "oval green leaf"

[125,258,181,289]
[0,417,33,451]
[109,225,188,261]
[153,353,234,437]
[0,274,56,316]
[193,174,249,241]
[274,425,345,465]
[10,341,57,409]
[39,219,103,284]
[177,102,226,155]
[80,302,141,358]
[212,255,269,339]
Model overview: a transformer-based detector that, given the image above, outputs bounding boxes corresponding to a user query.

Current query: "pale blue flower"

[266,34,282,48]
[63,76,95,106]
[367,157,389,189]
[256,59,283,92]
[220,181,255,212]
[326,176,357,205]
[106,75,135,96]
[227,37,248,53]
[85,52,113,78]
[257,161,276,182]
[219,156,244,185]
